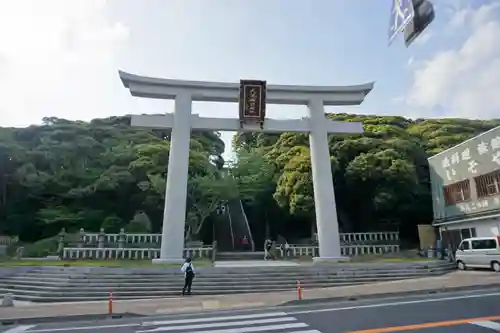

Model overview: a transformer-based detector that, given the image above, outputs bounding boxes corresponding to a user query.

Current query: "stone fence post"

[77,228,85,248]
[57,228,66,257]
[118,228,126,248]
[98,228,105,249]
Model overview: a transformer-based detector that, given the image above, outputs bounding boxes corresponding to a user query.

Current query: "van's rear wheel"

[491,261,500,272]
[457,260,466,270]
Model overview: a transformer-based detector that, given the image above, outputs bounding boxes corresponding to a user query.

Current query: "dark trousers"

[266,248,274,260]
[182,274,194,295]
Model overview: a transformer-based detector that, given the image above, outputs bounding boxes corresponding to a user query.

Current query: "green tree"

[0,116,225,242]
[3,113,500,247]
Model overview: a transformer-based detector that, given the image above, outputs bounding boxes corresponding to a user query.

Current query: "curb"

[0,312,145,326]
[279,283,500,306]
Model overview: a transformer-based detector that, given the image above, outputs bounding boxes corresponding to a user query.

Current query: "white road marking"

[288,291,500,315]
[28,323,140,332]
[141,322,309,333]
[138,317,295,332]
[142,312,289,326]
[4,325,36,333]
[138,312,315,333]
[471,320,500,331]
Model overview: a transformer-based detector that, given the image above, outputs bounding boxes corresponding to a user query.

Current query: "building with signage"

[429,126,500,248]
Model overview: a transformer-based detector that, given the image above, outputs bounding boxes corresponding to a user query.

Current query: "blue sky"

[1,0,499,160]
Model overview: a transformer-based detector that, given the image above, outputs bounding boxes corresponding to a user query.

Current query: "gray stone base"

[1,293,14,307]
[312,256,350,263]
[152,258,185,265]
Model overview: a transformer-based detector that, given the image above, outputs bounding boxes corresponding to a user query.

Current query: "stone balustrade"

[62,244,399,260]
[56,229,399,260]
[82,232,161,246]
[281,244,400,258]
[340,232,399,244]
[0,236,18,246]
[62,247,214,260]
[70,229,209,249]
[76,230,399,247]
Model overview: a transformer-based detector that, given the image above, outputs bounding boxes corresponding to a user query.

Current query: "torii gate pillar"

[307,98,343,262]
[119,71,374,263]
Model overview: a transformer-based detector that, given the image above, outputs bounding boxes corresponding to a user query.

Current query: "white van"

[455,237,500,272]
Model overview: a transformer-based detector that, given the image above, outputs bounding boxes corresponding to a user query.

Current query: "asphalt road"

[3,289,500,333]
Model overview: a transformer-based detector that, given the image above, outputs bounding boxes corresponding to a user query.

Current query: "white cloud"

[448,1,500,29]
[0,0,129,127]
[406,3,500,119]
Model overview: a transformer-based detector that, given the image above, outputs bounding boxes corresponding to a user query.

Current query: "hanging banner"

[239,80,266,128]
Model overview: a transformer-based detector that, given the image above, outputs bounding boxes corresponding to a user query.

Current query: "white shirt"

[181,262,195,275]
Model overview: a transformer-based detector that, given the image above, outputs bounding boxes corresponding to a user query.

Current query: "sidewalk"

[1,271,498,320]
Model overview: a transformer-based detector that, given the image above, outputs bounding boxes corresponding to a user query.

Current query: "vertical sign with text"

[239,80,267,128]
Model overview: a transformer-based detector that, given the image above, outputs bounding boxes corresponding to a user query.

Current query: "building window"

[470,227,477,237]
[475,170,500,198]
[443,180,471,205]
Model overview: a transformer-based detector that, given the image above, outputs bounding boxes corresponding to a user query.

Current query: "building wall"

[441,217,500,237]
[429,126,500,221]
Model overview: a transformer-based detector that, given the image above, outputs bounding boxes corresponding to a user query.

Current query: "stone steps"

[0,269,449,285]
[0,276,442,301]
[216,252,265,261]
[0,261,456,302]
[14,261,452,275]
[14,260,446,269]
[0,271,445,288]
[0,280,371,293]
[16,270,438,278]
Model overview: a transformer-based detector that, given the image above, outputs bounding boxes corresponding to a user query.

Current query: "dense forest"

[1,114,500,246]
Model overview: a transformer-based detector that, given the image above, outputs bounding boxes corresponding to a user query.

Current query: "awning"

[433,213,500,227]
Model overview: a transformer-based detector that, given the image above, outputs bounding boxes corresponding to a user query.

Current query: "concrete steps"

[0,268,449,282]
[216,251,266,261]
[9,261,450,275]
[8,268,445,278]
[0,272,445,289]
[0,261,456,302]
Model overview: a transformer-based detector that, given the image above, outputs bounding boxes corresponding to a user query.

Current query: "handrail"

[239,200,255,252]
[226,203,235,250]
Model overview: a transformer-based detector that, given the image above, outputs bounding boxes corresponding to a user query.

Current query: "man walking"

[264,238,274,260]
[181,257,195,296]
[281,241,292,259]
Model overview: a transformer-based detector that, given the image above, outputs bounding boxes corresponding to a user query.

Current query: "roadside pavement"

[4,288,500,333]
[1,270,499,322]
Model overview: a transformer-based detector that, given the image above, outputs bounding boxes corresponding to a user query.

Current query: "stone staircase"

[228,199,255,251]
[216,251,266,261]
[213,205,234,252]
[0,261,455,302]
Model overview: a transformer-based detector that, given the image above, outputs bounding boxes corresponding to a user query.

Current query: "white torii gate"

[119,70,374,263]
